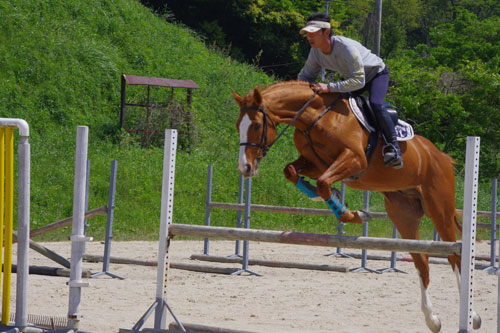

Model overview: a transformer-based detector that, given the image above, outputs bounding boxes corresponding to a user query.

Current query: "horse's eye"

[253,123,261,131]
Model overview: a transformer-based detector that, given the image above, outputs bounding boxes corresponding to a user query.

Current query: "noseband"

[239,105,276,159]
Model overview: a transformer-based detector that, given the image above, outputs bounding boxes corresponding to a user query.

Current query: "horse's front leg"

[317,149,369,224]
[284,155,368,223]
[283,155,321,192]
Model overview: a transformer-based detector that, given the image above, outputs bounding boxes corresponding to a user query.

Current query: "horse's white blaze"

[238,114,251,173]
[419,278,441,333]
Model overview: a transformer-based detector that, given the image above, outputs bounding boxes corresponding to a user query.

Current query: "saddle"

[348,95,414,163]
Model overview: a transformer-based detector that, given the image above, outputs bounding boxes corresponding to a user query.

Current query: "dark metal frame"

[120,74,200,147]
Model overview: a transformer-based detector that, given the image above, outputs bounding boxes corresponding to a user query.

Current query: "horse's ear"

[253,88,263,106]
[232,90,244,107]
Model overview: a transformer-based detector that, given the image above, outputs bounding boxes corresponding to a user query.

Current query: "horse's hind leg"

[383,191,442,333]
[419,186,482,329]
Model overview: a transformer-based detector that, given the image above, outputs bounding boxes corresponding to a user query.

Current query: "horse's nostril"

[245,164,252,174]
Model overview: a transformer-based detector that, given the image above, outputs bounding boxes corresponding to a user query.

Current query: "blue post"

[232,173,244,257]
[203,165,213,255]
[351,191,379,273]
[232,177,261,276]
[485,178,498,273]
[378,225,407,274]
[91,161,124,279]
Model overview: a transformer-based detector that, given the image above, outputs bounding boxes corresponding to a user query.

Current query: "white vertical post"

[15,128,30,331]
[154,129,177,329]
[0,119,30,331]
[68,126,91,330]
[459,136,480,332]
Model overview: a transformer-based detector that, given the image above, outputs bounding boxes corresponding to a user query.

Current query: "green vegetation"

[0,0,497,243]
[152,0,499,178]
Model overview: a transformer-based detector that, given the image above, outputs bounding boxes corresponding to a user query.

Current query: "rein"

[269,91,318,151]
[303,94,343,167]
[239,91,317,158]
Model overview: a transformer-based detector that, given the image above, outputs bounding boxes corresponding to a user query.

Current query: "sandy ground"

[9,239,500,333]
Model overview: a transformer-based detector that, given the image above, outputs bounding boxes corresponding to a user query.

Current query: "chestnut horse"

[233,81,481,332]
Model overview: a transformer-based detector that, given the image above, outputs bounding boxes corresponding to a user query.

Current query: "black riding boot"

[375,108,403,169]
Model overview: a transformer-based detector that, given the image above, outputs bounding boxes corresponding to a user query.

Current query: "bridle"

[238,105,276,159]
[239,91,343,166]
[239,91,318,159]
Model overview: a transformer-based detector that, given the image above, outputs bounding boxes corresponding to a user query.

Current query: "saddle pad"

[348,97,414,141]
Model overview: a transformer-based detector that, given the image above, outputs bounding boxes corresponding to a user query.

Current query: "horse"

[232,80,481,332]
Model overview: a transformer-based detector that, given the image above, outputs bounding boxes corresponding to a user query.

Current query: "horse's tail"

[454,210,463,236]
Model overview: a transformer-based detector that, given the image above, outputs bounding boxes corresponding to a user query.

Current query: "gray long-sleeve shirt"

[298,35,385,92]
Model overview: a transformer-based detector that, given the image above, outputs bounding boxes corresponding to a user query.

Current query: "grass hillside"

[0,0,495,242]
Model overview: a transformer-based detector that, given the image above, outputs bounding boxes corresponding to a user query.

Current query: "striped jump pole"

[0,119,30,331]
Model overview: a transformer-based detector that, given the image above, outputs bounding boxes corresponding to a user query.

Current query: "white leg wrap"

[420,278,441,333]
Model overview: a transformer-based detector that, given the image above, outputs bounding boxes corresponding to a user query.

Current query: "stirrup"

[382,143,403,169]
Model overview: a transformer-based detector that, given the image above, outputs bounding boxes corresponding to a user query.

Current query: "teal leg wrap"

[295,177,319,199]
[325,193,346,218]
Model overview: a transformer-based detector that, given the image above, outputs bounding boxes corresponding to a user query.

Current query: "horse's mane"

[261,80,310,93]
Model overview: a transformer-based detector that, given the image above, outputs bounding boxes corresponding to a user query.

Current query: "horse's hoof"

[425,315,441,333]
[358,210,372,222]
[473,311,481,329]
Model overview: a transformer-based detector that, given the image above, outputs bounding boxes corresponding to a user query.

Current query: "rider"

[297,12,403,169]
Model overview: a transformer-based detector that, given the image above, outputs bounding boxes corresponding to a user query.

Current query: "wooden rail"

[190,254,348,272]
[29,206,108,238]
[169,224,461,256]
[210,202,499,219]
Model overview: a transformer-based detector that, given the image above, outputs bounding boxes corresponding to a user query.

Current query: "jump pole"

[459,136,480,333]
[126,129,185,333]
[350,190,379,273]
[484,178,498,272]
[0,119,30,331]
[67,126,92,331]
[91,160,124,279]
[170,224,460,255]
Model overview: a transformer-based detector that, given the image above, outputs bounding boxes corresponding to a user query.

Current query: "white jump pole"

[16,120,30,331]
[459,136,480,332]
[128,129,185,332]
[68,126,92,330]
[154,129,178,329]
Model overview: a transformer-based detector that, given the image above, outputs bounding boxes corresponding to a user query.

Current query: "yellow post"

[2,129,13,325]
